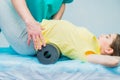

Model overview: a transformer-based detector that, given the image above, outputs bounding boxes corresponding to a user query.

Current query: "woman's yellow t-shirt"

[41,19,100,61]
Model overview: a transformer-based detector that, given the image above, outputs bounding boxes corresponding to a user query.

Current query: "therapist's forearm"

[11,0,35,24]
[53,4,65,20]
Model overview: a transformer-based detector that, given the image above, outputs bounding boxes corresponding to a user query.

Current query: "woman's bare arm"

[86,54,120,67]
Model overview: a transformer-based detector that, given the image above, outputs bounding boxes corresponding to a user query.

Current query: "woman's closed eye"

[106,34,111,39]
[106,35,109,39]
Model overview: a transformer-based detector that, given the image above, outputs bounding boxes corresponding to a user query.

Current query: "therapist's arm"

[11,0,35,23]
[53,4,65,20]
[11,0,46,50]
[86,54,120,67]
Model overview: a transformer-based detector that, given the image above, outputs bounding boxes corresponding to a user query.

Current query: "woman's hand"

[26,21,46,50]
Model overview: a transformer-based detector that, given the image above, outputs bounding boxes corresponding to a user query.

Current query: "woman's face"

[98,34,117,55]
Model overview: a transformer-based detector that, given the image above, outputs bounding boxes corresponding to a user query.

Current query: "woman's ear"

[104,47,113,55]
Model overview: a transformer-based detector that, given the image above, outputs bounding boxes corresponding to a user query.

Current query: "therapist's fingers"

[32,35,40,50]
[32,35,36,48]
[27,34,32,45]
[28,34,45,50]
[39,33,46,47]
[35,34,46,50]
[36,36,42,50]
[41,27,46,46]
[33,35,46,51]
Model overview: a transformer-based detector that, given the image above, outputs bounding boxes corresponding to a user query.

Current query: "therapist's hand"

[26,21,46,50]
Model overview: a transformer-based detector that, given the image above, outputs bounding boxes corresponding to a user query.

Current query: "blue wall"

[63,0,120,36]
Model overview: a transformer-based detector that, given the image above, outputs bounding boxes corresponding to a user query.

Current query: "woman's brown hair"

[111,34,120,56]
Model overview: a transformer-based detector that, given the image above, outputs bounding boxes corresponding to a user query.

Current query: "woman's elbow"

[107,59,119,67]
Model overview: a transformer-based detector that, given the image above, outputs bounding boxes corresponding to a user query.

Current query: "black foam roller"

[37,43,61,64]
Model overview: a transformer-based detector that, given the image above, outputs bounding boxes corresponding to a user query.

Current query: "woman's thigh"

[0,0,36,55]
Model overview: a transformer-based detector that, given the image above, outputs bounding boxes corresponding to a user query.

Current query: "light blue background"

[63,0,120,36]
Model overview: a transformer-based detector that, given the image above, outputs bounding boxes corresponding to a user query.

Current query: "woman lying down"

[1,19,120,67]
[37,19,120,67]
